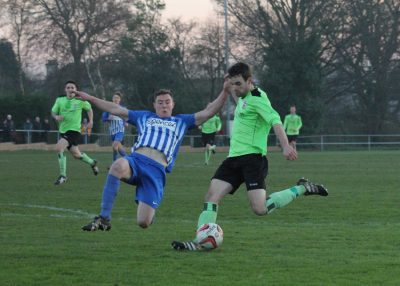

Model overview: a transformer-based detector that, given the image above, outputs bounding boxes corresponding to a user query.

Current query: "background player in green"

[51,80,99,185]
[199,112,222,165]
[172,62,328,251]
[283,105,303,151]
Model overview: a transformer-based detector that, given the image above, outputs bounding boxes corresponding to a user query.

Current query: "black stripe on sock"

[203,203,217,212]
[267,202,276,213]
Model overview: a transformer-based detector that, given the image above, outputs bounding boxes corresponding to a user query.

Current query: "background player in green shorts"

[199,112,222,165]
[51,80,99,185]
[283,105,302,151]
[172,62,328,251]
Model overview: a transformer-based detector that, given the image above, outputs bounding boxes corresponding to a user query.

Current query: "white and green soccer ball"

[196,223,224,250]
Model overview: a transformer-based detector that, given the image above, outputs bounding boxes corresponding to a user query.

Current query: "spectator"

[23,118,33,144]
[3,114,15,142]
[81,118,92,144]
[33,116,42,142]
[42,117,51,143]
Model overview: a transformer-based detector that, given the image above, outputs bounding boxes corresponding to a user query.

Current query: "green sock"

[80,152,94,165]
[58,152,66,176]
[265,186,304,214]
[205,150,210,164]
[197,202,218,228]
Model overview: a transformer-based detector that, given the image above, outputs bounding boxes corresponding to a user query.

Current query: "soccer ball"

[196,223,223,250]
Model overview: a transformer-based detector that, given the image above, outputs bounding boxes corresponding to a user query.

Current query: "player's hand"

[54,115,64,122]
[223,74,232,93]
[282,145,297,161]
[87,121,93,129]
[73,91,90,101]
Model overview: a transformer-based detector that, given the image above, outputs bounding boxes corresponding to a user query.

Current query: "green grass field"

[1,150,399,286]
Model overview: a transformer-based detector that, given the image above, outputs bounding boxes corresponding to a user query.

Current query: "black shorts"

[212,153,268,193]
[201,132,216,147]
[287,135,298,143]
[60,130,81,149]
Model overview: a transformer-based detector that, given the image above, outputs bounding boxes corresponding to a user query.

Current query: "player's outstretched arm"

[273,123,297,161]
[195,75,231,126]
[74,91,129,120]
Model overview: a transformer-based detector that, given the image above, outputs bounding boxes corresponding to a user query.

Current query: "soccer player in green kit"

[51,80,99,185]
[283,105,302,150]
[200,113,222,165]
[172,62,328,251]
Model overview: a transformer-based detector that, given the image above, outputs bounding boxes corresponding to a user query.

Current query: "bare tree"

[0,0,31,96]
[190,22,226,105]
[214,0,340,133]
[166,18,198,92]
[332,0,400,133]
[29,0,132,81]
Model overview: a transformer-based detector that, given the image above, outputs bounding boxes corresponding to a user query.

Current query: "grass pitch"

[1,150,399,286]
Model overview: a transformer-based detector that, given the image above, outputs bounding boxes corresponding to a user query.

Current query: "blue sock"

[112,150,118,161]
[100,174,120,219]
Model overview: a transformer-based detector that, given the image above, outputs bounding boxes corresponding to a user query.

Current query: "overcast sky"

[162,0,217,22]
[2,0,219,78]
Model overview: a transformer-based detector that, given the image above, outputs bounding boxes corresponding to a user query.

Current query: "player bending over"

[76,82,231,231]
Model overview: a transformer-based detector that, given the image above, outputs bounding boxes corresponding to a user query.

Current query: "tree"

[29,0,133,82]
[216,0,339,134]
[189,22,226,105]
[331,0,400,133]
[0,0,30,96]
[0,39,20,96]
[104,0,190,110]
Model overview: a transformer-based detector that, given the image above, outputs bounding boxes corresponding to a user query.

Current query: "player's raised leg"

[265,178,328,214]
[70,145,99,175]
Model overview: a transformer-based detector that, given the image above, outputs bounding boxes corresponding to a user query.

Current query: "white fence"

[1,130,400,151]
[295,134,400,151]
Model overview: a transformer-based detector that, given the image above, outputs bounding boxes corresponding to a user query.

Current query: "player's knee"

[137,219,151,229]
[56,144,65,153]
[109,160,125,173]
[251,205,267,216]
[71,151,81,159]
[112,143,119,151]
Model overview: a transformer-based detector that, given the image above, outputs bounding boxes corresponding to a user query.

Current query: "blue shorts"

[124,152,166,209]
[111,132,124,142]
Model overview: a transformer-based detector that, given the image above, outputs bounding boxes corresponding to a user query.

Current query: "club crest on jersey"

[146,118,177,130]
[241,101,248,109]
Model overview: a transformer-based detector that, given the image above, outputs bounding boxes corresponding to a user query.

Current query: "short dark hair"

[114,91,123,98]
[228,62,252,80]
[153,89,173,101]
[65,80,78,89]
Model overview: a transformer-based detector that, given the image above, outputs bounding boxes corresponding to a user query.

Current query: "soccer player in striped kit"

[76,82,231,231]
[102,92,127,165]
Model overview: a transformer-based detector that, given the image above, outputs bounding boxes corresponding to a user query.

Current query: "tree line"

[1,0,399,135]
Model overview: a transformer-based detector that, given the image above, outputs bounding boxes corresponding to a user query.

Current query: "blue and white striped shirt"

[102,112,125,135]
[128,110,196,172]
